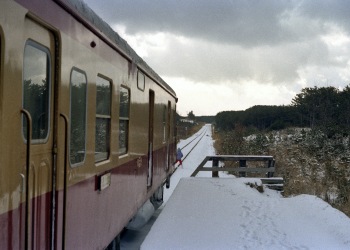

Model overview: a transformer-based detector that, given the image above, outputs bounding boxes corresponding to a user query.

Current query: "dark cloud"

[84,0,295,47]
[82,0,350,103]
[83,0,350,48]
[299,1,350,32]
[141,35,334,85]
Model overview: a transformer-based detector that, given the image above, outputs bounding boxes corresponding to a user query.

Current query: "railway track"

[176,126,208,165]
[179,128,206,151]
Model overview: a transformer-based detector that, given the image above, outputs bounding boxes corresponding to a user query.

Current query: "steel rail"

[182,128,208,162]
[179,128,206,151]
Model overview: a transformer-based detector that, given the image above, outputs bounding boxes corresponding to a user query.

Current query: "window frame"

[95,75,112,163]
[22,39,52,144]
[119,86,130,155]
[69,67,88,167]
[137,70,145,91]
[162,105,166,143]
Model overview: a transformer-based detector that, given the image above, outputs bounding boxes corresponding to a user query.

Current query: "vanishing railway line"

[180,128,206,151]
[176,126,209,165]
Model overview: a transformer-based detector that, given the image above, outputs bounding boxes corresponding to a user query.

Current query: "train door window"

[137,70,145,91]
[69,68,87,166]
[95,76,111,162]
[119,86,130,155]
[22,40,51,142]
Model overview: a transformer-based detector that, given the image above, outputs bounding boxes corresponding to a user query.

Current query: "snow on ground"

[141,124,350,250]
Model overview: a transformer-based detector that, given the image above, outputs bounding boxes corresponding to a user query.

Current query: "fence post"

[267,159,275,178]
[212,158,219,177]
[239,160,246,177]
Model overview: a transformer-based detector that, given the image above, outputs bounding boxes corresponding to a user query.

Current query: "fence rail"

[191,155,275,177]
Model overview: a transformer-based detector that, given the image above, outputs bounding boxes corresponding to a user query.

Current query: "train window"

[69,68,87,166]
[95,76,111,162]
[137,70,145,91]
[119,86,130,155]
[22,41,51,142]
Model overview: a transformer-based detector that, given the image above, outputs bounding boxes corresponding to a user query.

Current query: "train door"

[147,90,155,187]
[21,18,56,249]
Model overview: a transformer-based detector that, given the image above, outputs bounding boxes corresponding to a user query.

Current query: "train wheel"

[150,185,164,210]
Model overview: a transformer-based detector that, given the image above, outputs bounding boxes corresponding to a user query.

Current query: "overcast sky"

[82,0,350,116]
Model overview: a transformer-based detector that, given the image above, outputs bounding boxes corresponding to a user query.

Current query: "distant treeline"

[216,86,350,136]
[196,116,215,123]
[176,113,215,124]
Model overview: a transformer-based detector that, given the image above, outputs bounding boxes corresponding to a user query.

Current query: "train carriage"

[0,0,177,249]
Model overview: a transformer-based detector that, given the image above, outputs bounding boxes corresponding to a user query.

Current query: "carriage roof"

[64,0,177,98]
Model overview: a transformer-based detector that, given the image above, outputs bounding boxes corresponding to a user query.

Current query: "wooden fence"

[191,155,275,178]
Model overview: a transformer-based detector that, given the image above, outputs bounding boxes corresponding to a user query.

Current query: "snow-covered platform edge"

[142,177,350,250]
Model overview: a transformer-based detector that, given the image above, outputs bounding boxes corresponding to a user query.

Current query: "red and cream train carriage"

[0,0,177,249]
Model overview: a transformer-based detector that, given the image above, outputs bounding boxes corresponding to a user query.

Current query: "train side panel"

[0,0,177,249]
[0,1,56,248]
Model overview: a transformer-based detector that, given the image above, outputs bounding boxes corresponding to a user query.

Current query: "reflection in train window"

[22,41,51,142]
[119,86,129,155]
[70,68,87,166]
[95,76,111,162]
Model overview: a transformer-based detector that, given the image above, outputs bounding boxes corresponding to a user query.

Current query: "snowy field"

[141,124,350,250]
